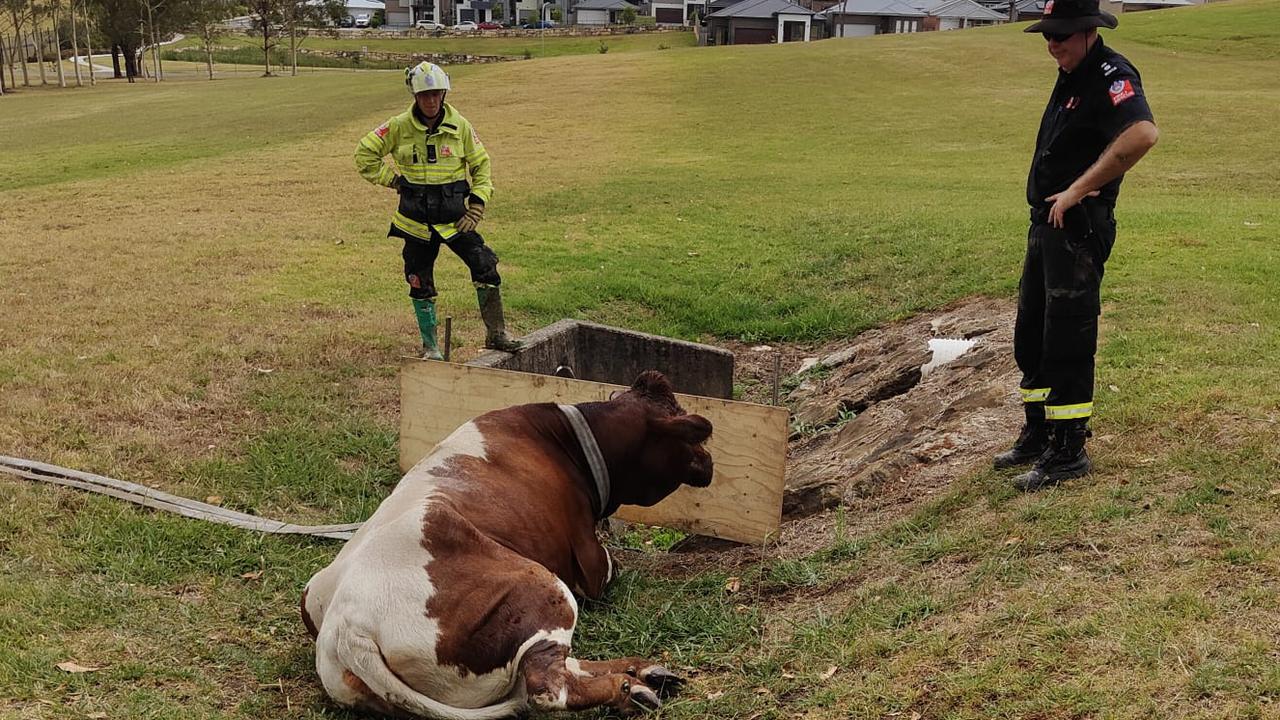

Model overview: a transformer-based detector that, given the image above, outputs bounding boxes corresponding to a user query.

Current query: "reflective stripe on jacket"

[355,102,493,239]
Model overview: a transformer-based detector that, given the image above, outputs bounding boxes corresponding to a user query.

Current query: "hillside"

[1,1,1278,717]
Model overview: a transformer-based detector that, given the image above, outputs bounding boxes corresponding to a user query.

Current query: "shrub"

[597,40,609,53]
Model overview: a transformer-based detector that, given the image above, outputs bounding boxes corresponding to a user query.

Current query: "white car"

[414,19,445,29]
[452,20,478,31]
[353,12,370,26]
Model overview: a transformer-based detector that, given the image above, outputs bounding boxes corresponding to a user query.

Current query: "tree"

[69,0,83,85]
[183,0,229,79]
[3,0,32,86]
[247,0,280,75]
[49,0,67,86]
[279,0,339,76]
[95,0,144,77]
[619,4,635,24]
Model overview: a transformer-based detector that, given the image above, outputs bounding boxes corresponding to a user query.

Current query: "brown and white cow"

[301,370,714,719]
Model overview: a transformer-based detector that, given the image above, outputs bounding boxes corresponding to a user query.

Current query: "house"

[573,0,639,24]
[382,0,496,26]
[984,0,1045,22]
[1120,0,1194,11]
[629,0,704,23]
[907,0,1006,29]
[706,0,815,44]
[825,0,926,36]
[339,0,387,21]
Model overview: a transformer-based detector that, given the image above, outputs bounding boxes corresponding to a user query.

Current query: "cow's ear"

[631,370,675,402]
[651,414,712,445]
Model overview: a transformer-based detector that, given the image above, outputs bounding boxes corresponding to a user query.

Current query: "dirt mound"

[781,295,1020,518]
[673,297,1021,559]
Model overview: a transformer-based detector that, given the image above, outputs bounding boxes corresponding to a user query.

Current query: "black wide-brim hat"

[1026,0,1118,33]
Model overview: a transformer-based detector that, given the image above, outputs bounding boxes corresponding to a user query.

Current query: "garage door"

[734,26,773,43]
[837,21,875,36]
[655,7,683,23]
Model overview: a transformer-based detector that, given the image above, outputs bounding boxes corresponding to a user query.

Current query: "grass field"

[2,0,1279,717]
[166,28,697,60]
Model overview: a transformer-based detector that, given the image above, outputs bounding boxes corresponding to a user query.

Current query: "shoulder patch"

[374,123,390,138]
[1108,79,1135,106]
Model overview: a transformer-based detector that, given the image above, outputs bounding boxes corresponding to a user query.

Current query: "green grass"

[168,28,696,60]
[2,0,1280,717]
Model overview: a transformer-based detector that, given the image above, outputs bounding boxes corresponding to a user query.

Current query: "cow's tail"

[317,622,526,720]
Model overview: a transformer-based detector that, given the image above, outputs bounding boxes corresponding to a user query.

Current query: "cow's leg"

[522,640,663,713]
[572,658,686,697]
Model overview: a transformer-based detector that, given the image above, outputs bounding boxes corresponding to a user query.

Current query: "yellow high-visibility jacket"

[355,102,493,241]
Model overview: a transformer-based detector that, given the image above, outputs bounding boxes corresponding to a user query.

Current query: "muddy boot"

[994,405,1050,469]
[411,298,444,361]
[476,284,522,352]
[1015,419,1092,492]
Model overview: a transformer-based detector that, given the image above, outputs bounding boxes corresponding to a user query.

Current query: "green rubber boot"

[411,298,444,360]
[475,284,522,352]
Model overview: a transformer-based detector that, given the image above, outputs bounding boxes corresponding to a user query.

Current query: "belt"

[1029,198,1114,226]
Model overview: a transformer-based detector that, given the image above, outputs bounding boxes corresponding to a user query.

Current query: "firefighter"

[355,61,522,360]
[994,0,1159,491]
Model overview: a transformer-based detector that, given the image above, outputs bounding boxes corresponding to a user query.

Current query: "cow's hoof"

[639,666,685,697]
[628,683,663,711]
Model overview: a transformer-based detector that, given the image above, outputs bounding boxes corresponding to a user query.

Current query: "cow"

[300,370,715,719]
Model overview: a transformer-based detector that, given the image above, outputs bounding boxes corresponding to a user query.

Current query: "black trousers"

[1014,201,1116,421]
[393,225,502,300]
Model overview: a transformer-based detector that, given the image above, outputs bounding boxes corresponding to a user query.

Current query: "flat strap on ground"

[0,455,360,540]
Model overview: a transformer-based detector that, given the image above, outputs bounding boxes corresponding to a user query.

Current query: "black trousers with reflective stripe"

[1014,201,1116,414]
[393,225,501,300]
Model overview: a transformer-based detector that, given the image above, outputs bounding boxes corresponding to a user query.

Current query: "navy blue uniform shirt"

[1027,39,1154,208]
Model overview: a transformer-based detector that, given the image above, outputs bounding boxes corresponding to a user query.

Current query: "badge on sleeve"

[375,123,390,138]
[1108,80,1135,106]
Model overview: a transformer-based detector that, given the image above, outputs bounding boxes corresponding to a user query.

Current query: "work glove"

[456,201,485,233]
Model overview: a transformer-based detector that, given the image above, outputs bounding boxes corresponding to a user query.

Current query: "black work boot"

[1014,419,1092,492]
[994,406,1050,469]
[476,284,523,352]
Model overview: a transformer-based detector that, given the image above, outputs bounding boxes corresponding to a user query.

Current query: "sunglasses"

[1042,31,1074,42]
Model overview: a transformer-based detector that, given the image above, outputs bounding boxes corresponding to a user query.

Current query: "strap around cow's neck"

[557,404,610,519]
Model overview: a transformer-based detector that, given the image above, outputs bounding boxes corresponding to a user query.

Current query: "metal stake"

[443,316,453,361]
[772,352,781,405]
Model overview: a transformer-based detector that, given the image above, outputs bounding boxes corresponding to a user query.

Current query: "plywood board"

[400,361,787,545]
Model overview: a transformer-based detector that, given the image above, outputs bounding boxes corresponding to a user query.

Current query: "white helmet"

[405,61,451,95]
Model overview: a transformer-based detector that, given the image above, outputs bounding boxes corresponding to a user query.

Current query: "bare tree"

[3,0,31,86]
[81,2,94,84]
[32,5,48,84]
[69,0,82,84]
[49,0,66,86]
[144,0,159,81]
[183,0,229,79]
[280,0,339,76]
[247,0,280,76]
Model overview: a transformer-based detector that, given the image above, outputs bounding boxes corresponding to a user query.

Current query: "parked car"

[452,20,478,30]
[477,20,502,29]
[353,12,370,26]
[414,19,445,29]
[520,19,555,28]
[338,14,355,26]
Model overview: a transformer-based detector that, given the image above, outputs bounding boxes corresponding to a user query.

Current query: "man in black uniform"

[994,0,1159,491]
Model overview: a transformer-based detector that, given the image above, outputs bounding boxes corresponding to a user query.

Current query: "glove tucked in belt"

[456,202,484,233]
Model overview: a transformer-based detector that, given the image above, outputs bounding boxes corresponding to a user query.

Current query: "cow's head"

[599,370,714,510]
